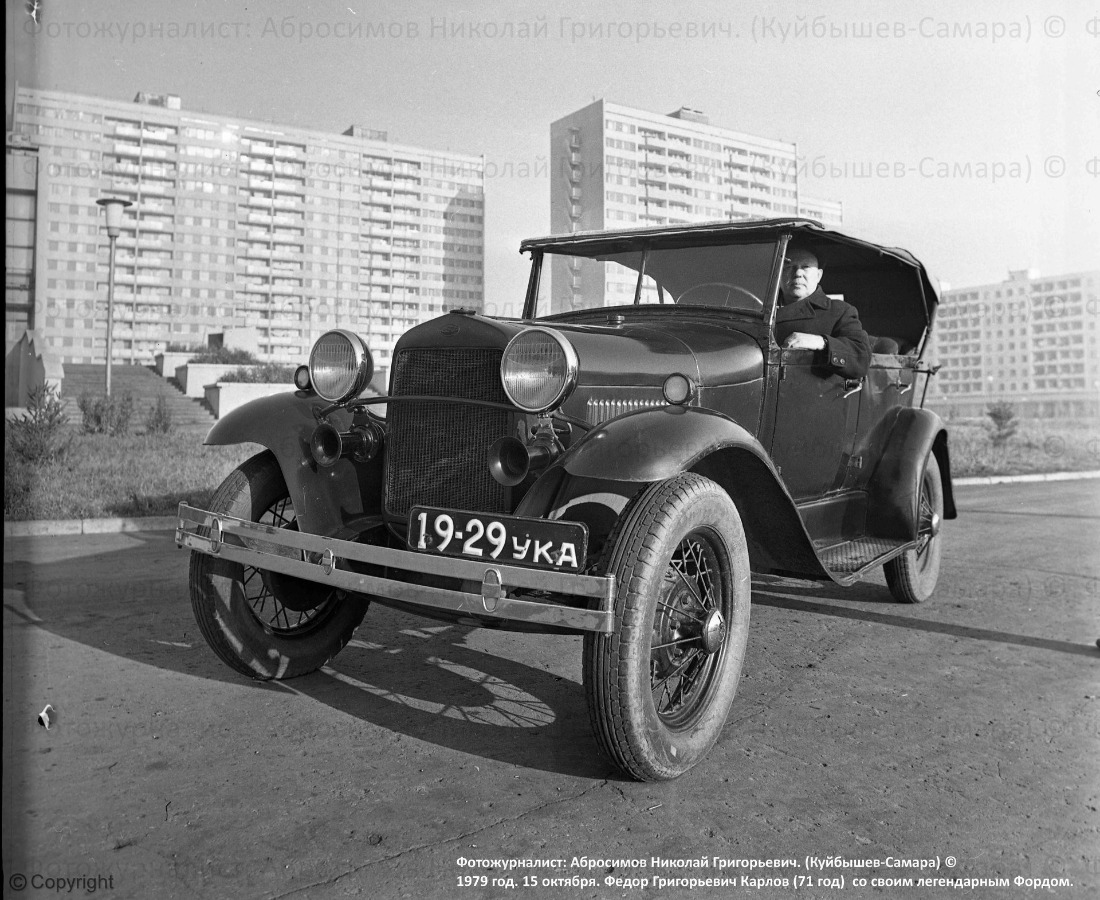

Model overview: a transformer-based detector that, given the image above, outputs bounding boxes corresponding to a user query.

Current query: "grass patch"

[4,432,259,521]
[944,417,1100,477]
[218,363,296,383]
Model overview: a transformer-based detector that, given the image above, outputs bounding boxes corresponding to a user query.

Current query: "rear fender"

[205,392,383,538]
[553,406,829,579]
[866,407,957,541]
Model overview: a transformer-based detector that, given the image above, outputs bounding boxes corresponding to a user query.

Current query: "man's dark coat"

[775,287,872,378]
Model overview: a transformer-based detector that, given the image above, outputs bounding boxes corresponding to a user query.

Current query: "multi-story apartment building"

[547,100,841,311]
[926,268,1100,418]
[8,85,485,379]
[5,133,39,345]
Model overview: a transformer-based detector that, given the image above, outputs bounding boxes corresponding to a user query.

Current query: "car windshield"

[529,240,778,318]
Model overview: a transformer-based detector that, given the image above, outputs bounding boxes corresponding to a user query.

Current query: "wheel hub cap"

[700,609,726,655]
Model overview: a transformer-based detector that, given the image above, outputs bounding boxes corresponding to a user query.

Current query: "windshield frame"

[521,237,786,322]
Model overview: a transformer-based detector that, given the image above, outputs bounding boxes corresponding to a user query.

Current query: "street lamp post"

[96,197,133,396]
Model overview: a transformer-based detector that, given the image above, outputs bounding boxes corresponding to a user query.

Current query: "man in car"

[776,246,871,378]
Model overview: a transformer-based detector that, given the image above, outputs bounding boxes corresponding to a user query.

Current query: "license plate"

[408,506,588,572]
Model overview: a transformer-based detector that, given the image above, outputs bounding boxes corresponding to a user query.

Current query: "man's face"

[780,250,823,301]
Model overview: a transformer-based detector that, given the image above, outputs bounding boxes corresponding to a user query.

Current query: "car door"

[768,348,861,501]
[847,355,918,493]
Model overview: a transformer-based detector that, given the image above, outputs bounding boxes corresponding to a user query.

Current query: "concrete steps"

[60,364,215,430]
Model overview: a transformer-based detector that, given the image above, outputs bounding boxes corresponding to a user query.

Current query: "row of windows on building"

[18,103,482,166]
[605,117,788,157]
[948,279,1086,302]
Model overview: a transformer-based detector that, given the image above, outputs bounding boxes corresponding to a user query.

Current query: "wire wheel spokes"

[243,496,334,635]
[915,475,939,558]
[650,529,727,726]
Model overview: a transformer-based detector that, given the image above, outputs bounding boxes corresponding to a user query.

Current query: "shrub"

[218,363,296,384]
[144,396,174,434]
[986,401,1019,448]
[7,384,71,463]
[166,342,205,353]
[189,347,259,365]
[78,392,134,436]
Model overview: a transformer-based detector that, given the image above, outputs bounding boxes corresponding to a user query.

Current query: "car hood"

[547,318,764,389]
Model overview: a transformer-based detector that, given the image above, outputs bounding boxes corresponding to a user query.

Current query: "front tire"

[189,451,367,679]
[884,456,944,604]
[583,473,751,781]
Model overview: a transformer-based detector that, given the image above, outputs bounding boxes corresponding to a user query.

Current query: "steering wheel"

[676,282,763,309]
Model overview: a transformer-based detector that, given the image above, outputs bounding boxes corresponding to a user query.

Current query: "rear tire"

[583,473,751,781]
[189,451,367,679]
[885,457,944,604]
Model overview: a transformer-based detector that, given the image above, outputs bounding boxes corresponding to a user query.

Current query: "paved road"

[3,481,1098,900]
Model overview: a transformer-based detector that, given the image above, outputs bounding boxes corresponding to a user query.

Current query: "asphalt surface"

[3,480,1098,900]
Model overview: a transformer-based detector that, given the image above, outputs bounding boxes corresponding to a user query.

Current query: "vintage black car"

[178,218,955,781]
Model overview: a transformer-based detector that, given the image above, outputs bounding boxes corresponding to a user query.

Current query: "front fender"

[866,407,957,541]
[205,392,383,538]
[562,406,765,482]
[560,406,830,580]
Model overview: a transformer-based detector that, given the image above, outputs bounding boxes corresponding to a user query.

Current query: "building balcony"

[271,230,304,245]
[135,272,170,285]
[114,143,142,157]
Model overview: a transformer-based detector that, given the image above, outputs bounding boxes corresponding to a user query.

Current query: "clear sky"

[7,0,1099,312]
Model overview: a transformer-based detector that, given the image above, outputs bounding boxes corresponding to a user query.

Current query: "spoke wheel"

[241,496,336,636]
[583,474,751,781]
[885,456,945,604]
[190,451,367,679]
[651,530,727,727]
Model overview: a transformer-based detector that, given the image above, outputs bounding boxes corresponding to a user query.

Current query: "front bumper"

[176,503,616,633]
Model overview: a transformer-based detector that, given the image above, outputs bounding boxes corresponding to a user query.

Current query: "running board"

[817,536,913,585]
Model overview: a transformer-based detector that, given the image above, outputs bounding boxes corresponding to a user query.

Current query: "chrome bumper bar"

[176,503,616,633]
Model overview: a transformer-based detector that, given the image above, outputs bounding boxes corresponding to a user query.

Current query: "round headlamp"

[500,327,578,414]
[308,330,373,403]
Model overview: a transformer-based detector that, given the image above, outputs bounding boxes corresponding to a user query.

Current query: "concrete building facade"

[926,269,1100,419]
[547,100,841,311]
[5,133,40,347]
[8,85,485,379]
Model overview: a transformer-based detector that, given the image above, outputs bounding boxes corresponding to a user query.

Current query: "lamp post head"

[96,197,133,238]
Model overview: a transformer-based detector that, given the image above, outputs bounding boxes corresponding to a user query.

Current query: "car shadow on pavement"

[279,620,615,778]
[5,531,614,777]
[750,584,1098,658]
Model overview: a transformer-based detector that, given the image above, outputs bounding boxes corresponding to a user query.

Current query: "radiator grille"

[384,347,510,519]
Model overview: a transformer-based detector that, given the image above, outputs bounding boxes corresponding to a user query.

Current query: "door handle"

[888,380,913,395]
[842,378,863,399]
